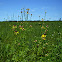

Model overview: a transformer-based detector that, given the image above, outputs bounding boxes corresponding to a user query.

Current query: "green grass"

[0,21,62,62]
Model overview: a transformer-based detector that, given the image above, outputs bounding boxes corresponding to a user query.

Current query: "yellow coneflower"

[31,14,32,16]
[27,11,29,14]
[26,8,30,10]
[41,34,46,40]
[14,31,19,35]
[41,26,45,29]
[12,25,17,29]
[20,27,23,29]
[41,34,46,38]
[22,28,26,30]
[29,25,32,27]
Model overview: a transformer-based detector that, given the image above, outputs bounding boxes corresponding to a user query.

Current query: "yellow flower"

[22,28,26,30]
[12,25,17,29]
[26,8,30,10]
[41,26,45,29]
[20,27,22,29]
[45,54,48,56]
[41,34,46,40]
[41,34,46,38]
[29,25,32,27]
[46,43,48,45]
[14,31,19,35]
[45,29,48,32]
[43,38,46,40]
[17,32,19,34]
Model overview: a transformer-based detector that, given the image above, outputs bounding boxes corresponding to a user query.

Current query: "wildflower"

[22,26,23,28]
[12,25,17,29]
[14,31,19,35]
[20,27,23,29]
[41,34,46,38]
[41,34,46,40]
[13,28,15,30]
[19,25,21,27]
[41,26,45,29]
[22,28,26,31]
[29,25,32,27]
[22,28,24,30]
[37,44,39,46]
[27,11,29,14]
[34,40,37,42]
[45,29,48,32]
[26,8,30,10]
[31,14,32,16]
[45,43,48,45]
[45,54,48,56]
[44,31,47,35]
[18,43,20,45]
[21,22,22,23]
[43,38,46,40]
[46,25,48,27]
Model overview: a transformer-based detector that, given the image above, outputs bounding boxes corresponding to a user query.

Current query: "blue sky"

[0,0,62,21]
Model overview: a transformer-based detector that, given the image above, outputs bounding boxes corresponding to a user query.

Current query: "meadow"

[0,21,62,62]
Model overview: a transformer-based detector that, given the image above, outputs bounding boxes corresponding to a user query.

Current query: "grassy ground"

[0,21,62,62]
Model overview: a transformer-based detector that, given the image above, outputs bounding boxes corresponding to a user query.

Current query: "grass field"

[0,21,62,62]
